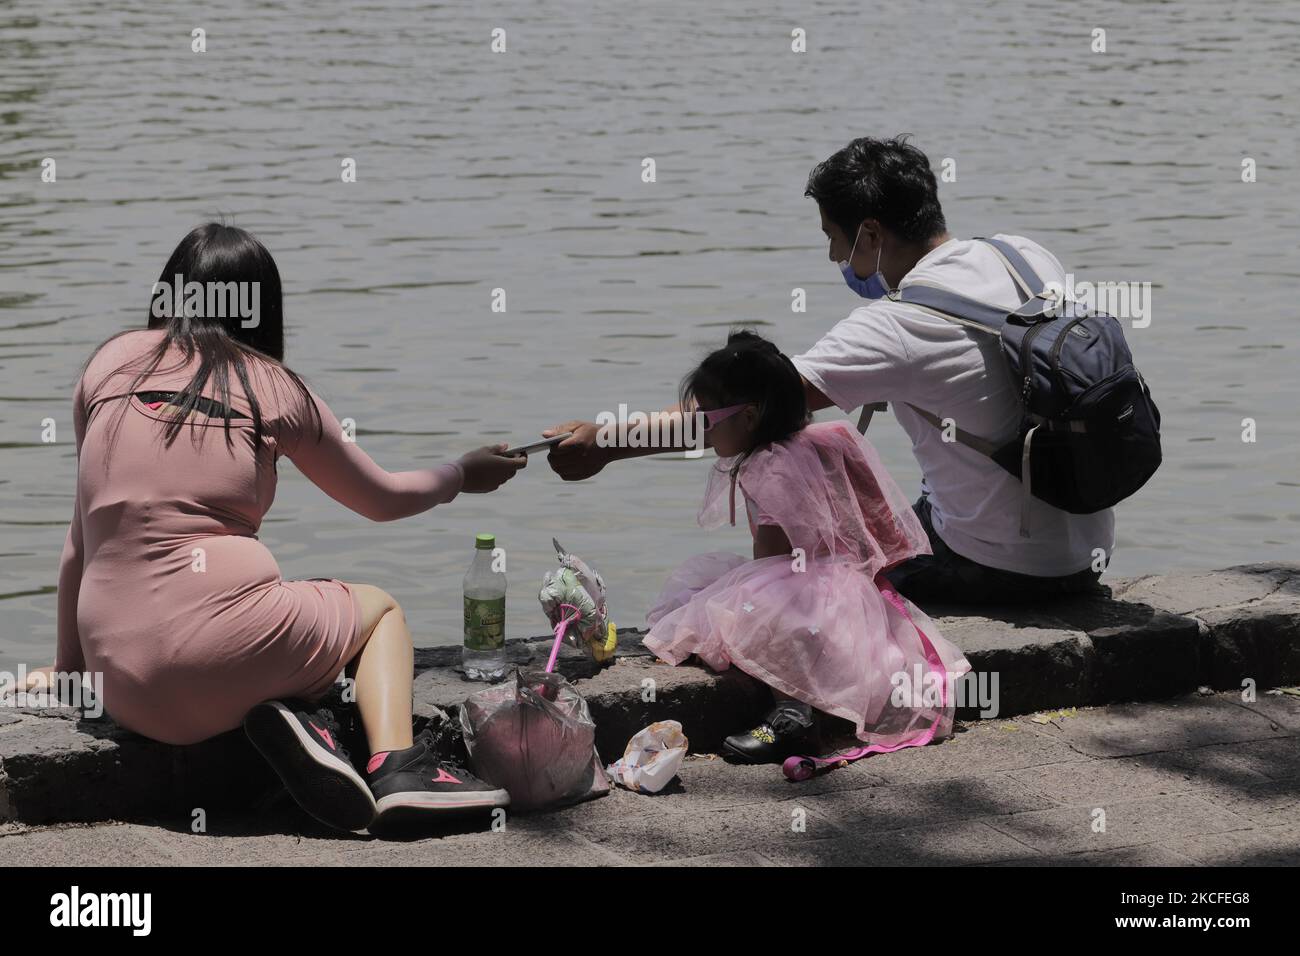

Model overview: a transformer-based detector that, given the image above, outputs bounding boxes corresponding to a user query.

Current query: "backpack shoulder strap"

[851,399,999,457]
[904,403,1002,457]
[855,401,888,434]
[899,237,1060,328]
[977,236,1045,302]
[893,282,1009,336]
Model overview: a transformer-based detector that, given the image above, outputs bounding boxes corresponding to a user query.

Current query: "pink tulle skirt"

[644,552,971,750]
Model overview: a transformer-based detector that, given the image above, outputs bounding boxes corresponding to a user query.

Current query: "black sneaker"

[243,699,376,832]
[367,735,509,827]
[723,700,819,764]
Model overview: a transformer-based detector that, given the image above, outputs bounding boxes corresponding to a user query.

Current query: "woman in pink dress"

[23,224,527,832]
[644,330,970,765]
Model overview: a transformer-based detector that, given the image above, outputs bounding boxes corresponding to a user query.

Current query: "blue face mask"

[839,224,890,299]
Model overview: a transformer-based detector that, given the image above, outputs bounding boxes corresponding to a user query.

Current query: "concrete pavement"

[5,562,1298,828]
[3,689,1296,866]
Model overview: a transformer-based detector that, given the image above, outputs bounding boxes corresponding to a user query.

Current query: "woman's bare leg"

[343,583,414,755]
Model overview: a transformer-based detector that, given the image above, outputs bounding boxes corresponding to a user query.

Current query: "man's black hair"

[804,135,947,244]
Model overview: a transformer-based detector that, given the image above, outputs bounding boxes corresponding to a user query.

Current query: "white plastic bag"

[606,720,688,794]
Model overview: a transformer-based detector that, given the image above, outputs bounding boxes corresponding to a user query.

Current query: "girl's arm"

[55,378,88,674]
[753,522,793,560]
[281,384,521,522]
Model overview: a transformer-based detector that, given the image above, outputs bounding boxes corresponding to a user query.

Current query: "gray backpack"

[861,237,1162,538]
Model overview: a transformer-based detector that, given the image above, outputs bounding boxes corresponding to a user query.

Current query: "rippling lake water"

[2,0,1298,667]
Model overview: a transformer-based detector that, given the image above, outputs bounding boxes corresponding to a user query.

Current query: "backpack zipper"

[1019,321,1049,403]
[1049,316,1089,395]
[1066,363,1137,417]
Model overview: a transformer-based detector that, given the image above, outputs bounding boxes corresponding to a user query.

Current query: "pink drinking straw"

[545,603,581,674]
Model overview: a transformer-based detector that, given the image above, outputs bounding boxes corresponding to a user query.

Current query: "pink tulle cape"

[645,421,971,749]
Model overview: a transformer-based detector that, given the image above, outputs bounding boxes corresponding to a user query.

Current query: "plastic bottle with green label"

[463,533,507,681]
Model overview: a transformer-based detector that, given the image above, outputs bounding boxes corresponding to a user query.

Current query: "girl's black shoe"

[723,700,818,764]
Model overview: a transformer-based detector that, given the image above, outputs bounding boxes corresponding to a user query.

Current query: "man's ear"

[860,217,884,248]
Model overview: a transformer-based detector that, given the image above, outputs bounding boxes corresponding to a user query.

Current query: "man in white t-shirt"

[544,137,1113,604]
[792,137,1113,602]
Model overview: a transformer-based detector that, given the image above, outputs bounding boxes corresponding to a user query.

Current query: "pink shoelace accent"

[308,721,336,751]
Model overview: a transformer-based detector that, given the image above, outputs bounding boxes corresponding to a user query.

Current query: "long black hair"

[680,329,810,468]
[89,222,321,455]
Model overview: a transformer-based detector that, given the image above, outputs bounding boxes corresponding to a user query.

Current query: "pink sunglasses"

[697,402,754,431]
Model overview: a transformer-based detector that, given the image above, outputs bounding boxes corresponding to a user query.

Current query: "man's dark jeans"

[884,494,1104,605]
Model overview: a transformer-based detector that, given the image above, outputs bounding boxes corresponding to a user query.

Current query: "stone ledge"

[2,564,1297,825]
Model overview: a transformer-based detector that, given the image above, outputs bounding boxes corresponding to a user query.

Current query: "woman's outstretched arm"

[281,384,523,521]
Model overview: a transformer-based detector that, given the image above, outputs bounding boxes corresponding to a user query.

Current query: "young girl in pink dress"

[644,330,970,766]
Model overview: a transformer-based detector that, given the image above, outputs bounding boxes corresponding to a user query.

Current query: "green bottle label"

[463,595,505,651]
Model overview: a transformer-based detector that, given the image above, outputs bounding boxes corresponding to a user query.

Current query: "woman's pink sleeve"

[279,382,465,522]
[55,378,87,673]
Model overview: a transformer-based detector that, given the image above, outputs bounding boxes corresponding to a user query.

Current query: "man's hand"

[543,421,612,481]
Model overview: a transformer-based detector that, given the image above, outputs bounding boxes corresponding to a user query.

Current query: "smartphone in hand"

[503,432,573,457]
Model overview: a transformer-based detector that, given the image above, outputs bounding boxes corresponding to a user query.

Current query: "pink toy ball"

[783,756,816,782]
